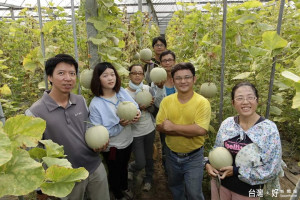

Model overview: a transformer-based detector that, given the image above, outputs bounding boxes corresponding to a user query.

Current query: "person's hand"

[131,110,141,123]
[205,163,219,178]
[93,140,109,152]
[139,98,154,110]
[120,119,131,126]
[219,166,233,179]
[139,104,148,111]
[154,80,166,89]
[141,59,153,64]
[161,119,174,132]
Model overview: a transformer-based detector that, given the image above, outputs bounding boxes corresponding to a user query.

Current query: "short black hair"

[160,50,176,61]
[90,62,121,96]
[171,62,195,78]
[45,54,78,76]
[128,64,144,73]
[231,82,259,101]
[152,36,167,48]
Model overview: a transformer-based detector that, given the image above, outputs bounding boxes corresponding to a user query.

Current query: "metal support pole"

[138,0,142,12]
[37,0,48,90]
[71,0,81,94]
[265,0,285,119]
[219,0,227,124]
[10,7,15,20]
[0,102,5,125]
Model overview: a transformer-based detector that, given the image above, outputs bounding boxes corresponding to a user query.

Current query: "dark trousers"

[160,132,167,174]
[102,144,132,199]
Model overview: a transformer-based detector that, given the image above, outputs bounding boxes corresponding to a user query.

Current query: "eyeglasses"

[234,96,257,102]
[174,75,193,82]
[154,44,165,48]
[161,59,174,63]
[130,72,144,76]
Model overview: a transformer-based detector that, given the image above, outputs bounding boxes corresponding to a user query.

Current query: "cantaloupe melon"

[139,48,152,61]
[80,69,94,89]
[200,82,217,98]
[116,101,138,121]
[150,67,167,83]
[208,147,233,170]
[135,90,152,107]
[85,125,109,149]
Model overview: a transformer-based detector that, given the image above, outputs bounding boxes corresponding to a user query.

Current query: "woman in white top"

[125,64,156,192]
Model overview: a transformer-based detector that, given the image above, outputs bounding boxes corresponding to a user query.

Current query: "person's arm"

[151,82,165,108]
[156,121,207,137]
[89,101,124,137]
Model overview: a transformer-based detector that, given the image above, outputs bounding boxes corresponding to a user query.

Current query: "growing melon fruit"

[150,67,167,83]
[117,101,138,121]
[80,69,94,89]
[208,147,233,170]
[111,36,119,46]
[139,48,152,61]
[135,90,152,107]
[133,52,140,60]
[200,82,217,98]
[85,125,109,149]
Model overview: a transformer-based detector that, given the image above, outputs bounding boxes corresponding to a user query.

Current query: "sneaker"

[128,171,133,181]
[122,189,133,199]
[143,182,151,192]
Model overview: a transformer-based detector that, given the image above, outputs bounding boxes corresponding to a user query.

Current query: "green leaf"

[262,31,288,51]
[42,157,72,168]
[44,165,89,183]
[294,56,300,68]
[249,46,268,57]
[89,37,108,45]
[232,72,252,80]
[87,18,108,32]
[39,140,65,158]
[241,0,262,9]
[235,15,256,24]
[118,40,125,48]
[281,71,300,83]
[107,54,118,61]
[0,50,3,54]
[102,0,114,8]
[0,149,44,196]
[270,106,282,115]
[28,147,47,161]
[0,129,12,166]
[292,92,300,109]
[3,115,46,148]
[271,94,284,104]
[257,23,275,31]
[41,182,75,198]
[42,21,60,34]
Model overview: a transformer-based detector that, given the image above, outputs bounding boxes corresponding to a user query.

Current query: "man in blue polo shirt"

[26,54,109,200]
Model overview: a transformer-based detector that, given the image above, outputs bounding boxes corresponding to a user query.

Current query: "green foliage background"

[0,0,299,165]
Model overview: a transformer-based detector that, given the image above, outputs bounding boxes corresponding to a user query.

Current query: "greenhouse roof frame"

[0,0,271,34]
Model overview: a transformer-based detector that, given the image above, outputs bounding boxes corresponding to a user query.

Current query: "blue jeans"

[165,146,205,200]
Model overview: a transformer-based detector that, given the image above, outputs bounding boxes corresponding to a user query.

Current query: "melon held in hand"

[208,147,233,170]
[117,101,138,121]
[135,90,152,107]
[150,67,167,83]
[139,48,152,61]
[85,125,109,149]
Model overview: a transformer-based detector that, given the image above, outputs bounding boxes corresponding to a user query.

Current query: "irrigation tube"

[219,0,227,124]
[37,0,48,90]
[265,0,285,119]
[71,0,81,94]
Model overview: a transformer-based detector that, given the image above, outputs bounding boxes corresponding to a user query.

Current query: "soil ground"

[1,135,299,200]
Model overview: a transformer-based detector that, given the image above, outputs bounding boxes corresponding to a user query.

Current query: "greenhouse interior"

[0,0,299,199]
